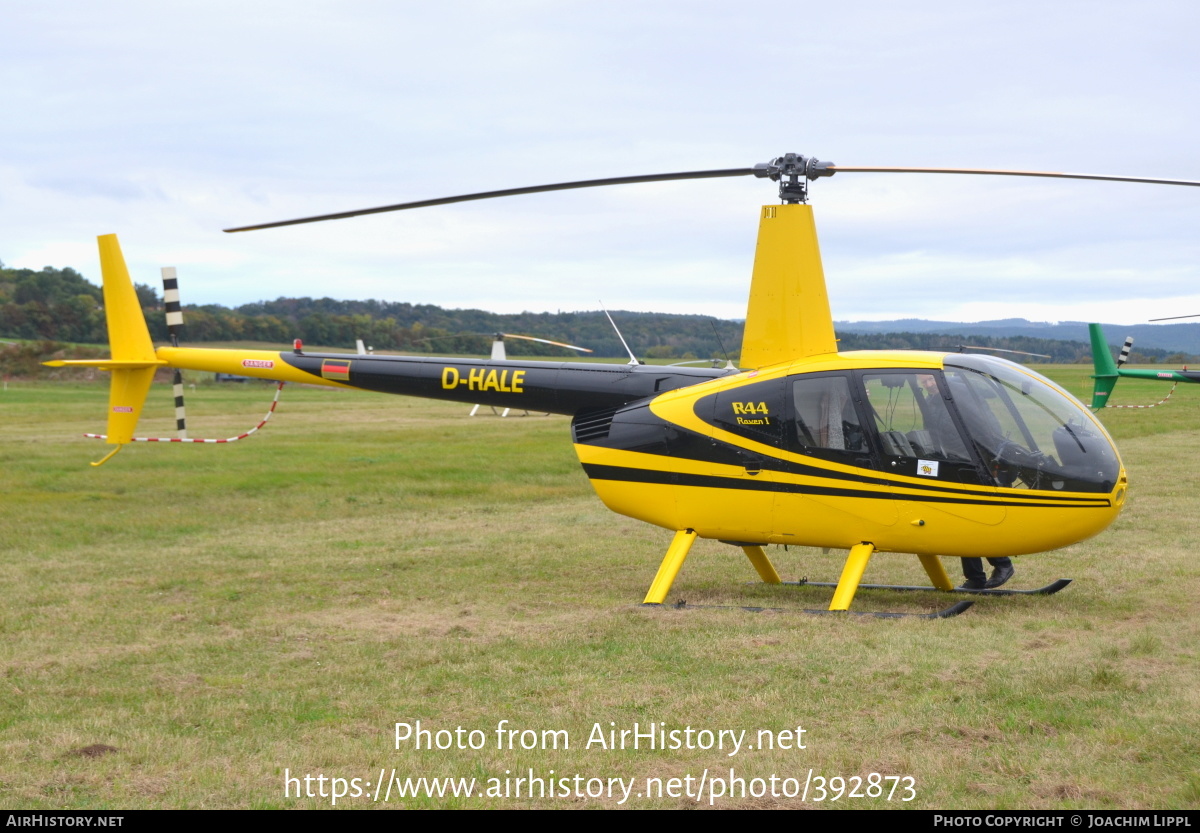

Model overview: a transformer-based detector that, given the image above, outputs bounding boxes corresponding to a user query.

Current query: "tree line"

[1,261,1189,365]
[0,262,743,358]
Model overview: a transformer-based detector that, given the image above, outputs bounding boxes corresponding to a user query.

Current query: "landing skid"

[644,599,975,619]
[784,578,1073,597]
[642,533,1066,619]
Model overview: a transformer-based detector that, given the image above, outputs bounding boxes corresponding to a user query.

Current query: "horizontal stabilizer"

[44,359,166,370]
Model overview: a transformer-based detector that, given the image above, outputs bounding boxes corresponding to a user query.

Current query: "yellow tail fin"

[739,204,837,369]
[43,234,164,451]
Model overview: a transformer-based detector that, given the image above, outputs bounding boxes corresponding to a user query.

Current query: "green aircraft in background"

[1089,323,1200,410]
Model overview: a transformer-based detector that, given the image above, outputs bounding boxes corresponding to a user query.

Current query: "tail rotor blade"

[162,267,188,438]
[1117,337,1134,368]
[162,267,184,345]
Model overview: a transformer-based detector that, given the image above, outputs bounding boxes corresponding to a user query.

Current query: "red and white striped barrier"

[1105,382,1178,409]
[87,382,284,443]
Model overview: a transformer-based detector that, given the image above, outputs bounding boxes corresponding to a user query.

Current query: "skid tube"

[642,599,975,619]
[787,578,1073,597]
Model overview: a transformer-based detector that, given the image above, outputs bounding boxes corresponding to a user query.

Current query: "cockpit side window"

[942,356,1121,493]
[787,374,875,468]
[861,371,987,484]
[792,375,862,450]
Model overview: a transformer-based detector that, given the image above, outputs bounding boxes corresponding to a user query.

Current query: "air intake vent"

[572,407,618,443]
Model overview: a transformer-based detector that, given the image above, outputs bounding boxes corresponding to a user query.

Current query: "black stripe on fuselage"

[580,464,1112,509]
[580,413,1109,506]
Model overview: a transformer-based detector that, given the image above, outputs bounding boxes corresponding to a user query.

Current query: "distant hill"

[836,318,1200,355]
[5,261,1197,362]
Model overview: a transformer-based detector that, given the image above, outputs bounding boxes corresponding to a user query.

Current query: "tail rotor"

[162,267,188,439]
[1117,336,1134,368]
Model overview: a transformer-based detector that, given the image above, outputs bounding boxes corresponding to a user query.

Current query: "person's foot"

[958,578,987,590]
[985,564,1015,589]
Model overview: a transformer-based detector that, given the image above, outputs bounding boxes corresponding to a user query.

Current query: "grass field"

[1,366,1197,809]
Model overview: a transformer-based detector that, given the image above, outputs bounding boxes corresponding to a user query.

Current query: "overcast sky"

[4,1,1199,325]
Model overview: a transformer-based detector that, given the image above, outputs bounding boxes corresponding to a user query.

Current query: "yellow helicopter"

[50,154,1200,617]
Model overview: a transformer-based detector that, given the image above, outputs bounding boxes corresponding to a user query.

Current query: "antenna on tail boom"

[600,304,642,367]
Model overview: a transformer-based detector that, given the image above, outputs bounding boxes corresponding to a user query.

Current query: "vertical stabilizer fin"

[1089,323,1120,410]
[100,235,155,363]
[98,235,159,445]
[740,204,837,369]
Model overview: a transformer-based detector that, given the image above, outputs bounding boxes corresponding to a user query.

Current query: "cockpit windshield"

[942,355,1120,493]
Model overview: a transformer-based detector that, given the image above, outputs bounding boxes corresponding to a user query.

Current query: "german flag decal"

[321,359,352,381]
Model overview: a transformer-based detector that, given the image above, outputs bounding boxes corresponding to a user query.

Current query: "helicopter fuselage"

[157,344,1126,561]
[64,183,1143,612]
[576,351,1125,559]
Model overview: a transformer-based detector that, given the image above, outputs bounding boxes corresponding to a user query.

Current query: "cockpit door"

[860,370,1006,527]
[773,372,898,546]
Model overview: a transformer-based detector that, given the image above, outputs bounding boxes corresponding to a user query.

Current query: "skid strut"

[917,553,955,590]
[829,542,876,611]
[741,544,782,584]
[642,529,697,605]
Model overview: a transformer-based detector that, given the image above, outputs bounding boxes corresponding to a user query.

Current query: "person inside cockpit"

[917,373,1014,590]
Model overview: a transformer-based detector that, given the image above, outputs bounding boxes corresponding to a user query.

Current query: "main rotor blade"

[827,166,1200,188]
[225,157,1200,233]
[223,168,755,232]
[958,344,1052,359]
[501,333,593,353]
[1149,313,1200,321]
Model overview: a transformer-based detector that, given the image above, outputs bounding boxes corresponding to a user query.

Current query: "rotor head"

[751,154,836,203]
